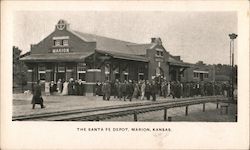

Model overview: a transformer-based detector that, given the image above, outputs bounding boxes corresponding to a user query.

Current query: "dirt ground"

[13,94,236,122]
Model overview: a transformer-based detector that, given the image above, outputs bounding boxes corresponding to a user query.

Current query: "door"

[200,73,204,81]
[56,72,66,82]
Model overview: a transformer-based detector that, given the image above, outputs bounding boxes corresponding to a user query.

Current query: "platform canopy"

[20,52,94,62]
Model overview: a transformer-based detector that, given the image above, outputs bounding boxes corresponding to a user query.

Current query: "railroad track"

[12,96,227,121]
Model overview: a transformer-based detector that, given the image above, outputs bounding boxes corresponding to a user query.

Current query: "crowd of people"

[95,79,233,101]
[31,78,233,109]
[47,78,86,96]
[45,77,233,100]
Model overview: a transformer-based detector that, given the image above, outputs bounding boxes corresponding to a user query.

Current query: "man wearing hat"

[31,80,45,109]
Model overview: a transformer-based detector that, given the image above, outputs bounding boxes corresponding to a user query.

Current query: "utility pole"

[229,33,237,101]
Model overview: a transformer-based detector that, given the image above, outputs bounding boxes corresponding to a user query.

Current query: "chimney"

[151,38,156,43]
[151,37,162,45]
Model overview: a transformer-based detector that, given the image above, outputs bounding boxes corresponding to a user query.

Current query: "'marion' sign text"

[52,48,70,53]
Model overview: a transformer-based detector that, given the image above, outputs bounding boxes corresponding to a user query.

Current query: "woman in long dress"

[61,81,69,95]
[167,82,171,97]
[57,79,63,93]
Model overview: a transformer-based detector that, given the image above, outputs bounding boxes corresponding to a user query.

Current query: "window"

[38,65,46,81]
[138,66,144,74]
[63,39,69,46]
[124,74,128,81]
[204,73,209,78]
[39,73,46,81]
[53,38,69,47]
[138,66,144,80]
[155,49,164,57]
[193,72,199,78]
[123,67,129,81]
[105,65,110,75]
[78,73,86,81]
[66,65,74,71]
[77,63,86,72]
[58,64,65,72]
[114,74,120,80]
[157,51,160,56]
[77,63,86,81]
[54,40,61,46]
[114,67,120,80]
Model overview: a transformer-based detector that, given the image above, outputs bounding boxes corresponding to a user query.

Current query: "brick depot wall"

[183,66,215,82]
[146,45,170,81]
[31,29,96,54]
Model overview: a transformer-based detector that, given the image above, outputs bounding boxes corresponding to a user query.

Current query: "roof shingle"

[73,31,138,55]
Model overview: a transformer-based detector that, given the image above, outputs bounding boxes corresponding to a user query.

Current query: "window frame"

[62,39,69,46]
[38,65,46,81]
[54,40,61,47]
[204,73,209,78]
[193,72,199,78]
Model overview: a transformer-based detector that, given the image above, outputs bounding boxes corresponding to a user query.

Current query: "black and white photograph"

[1,1,249,150]
[12,11,238,122]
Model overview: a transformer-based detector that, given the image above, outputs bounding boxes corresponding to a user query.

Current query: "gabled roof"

[72,31,138,55]
[22,25,189,64]
[127,43,154,55]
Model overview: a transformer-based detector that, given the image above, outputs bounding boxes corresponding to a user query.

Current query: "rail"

[61,97,226,121]
[12,96,228,121]
[12,96,214,121]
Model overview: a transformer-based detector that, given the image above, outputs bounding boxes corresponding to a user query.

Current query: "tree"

[214,63,237,82]
[13,46,28,92]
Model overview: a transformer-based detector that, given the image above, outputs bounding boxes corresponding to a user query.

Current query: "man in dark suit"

[102,80,111,101]
[121,80,127,101]
[145,80,151,100]
[150,80,158,101]
[127,80,134,102]
[31,80,45,109]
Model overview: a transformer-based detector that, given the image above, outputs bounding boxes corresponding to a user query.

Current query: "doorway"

[56,72,66,82]
[200,73,204,81]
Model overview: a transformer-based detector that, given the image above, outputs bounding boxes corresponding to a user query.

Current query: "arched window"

[156,67,164,77]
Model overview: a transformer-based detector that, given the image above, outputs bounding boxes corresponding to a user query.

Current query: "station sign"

[52,48,70,53]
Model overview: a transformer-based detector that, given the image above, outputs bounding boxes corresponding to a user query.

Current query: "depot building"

[21,20,191,95]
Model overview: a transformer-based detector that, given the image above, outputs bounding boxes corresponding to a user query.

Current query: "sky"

[13,11,237,65]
